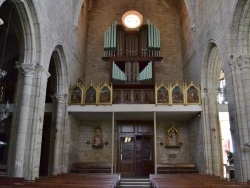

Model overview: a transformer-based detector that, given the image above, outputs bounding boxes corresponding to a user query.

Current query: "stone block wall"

[156,121,190,163]
[78,120,114,162]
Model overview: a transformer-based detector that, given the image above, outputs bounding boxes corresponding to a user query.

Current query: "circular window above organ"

[122,10,143,29]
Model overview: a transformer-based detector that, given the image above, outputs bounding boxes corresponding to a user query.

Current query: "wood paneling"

[120,123,135,133]
[118,121,154,177]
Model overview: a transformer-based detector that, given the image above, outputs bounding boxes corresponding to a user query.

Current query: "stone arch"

[1,0,40,65]
[73,0,85,29]
[50,44,69,95]
[0,0,41,179]
[184,0,196,31]
[228,0,250,56]
[201,42,223,176]
[45,44,69,176]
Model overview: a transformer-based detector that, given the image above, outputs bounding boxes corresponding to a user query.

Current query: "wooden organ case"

[102,21,163,104]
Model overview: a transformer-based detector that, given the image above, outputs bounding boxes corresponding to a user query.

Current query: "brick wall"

[85,0,183,85]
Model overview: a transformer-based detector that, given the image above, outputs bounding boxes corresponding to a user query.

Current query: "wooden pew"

[25,173,120,188]
[60,184,113,188]
[71,162,113,173]
[156,163,198,174]
[150,173,250,188]
[0,177,25,187]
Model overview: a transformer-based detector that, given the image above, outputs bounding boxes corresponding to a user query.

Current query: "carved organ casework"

[102,11,162,90]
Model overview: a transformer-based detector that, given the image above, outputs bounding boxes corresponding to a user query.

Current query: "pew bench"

[157,163,198,174]
[71,162,113,173]
[0,177,25,186]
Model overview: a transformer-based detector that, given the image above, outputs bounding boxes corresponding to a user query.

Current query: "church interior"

[0,0,249,187]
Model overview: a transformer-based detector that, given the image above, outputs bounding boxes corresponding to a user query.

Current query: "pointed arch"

[0,0,41,179]
[201,42,223,176]
[184,0,196,31]
[228,0,250,56]
[73,0,85,29]
[50,44,69,95]
[6,0,40,65]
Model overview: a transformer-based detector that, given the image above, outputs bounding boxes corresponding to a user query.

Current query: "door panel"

[136,136,142,176]
[141,135,154,176]
[120,137,135,176]
[118,121,154,177]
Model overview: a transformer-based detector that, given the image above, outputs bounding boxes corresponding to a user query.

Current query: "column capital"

[16,63,35,77]
[229,55,237,70]
[53,94,66,104]
[237,55,250,70]
[35,64,51,79]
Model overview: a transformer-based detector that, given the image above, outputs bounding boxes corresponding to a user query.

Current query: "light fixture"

[122,10,143,29]
[0,18,3,25]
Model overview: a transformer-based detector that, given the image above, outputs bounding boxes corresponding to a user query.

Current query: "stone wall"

[156,121,190,163]
[78,120,114,162]
[67,117,81,172]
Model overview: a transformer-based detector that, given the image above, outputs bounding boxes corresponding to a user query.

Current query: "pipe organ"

[102,20,162,87]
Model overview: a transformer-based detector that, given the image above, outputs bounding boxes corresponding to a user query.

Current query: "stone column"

[27,64,50,180]
[201,89,212,174]
[52,94,66,175]
[236,55,250,181]
[237,56,250,130]
[13,63,35,177]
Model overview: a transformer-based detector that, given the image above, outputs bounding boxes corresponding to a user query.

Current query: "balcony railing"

[68,81,201,106]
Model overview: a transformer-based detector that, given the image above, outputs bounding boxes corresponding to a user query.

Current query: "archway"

[39,45,68,176]
[0,0,38,177]
[201,42,223,176]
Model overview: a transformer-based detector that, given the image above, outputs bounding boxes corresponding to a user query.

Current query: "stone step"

[120,182,150,184]
[119,185,151,188]
[119,178,151,188]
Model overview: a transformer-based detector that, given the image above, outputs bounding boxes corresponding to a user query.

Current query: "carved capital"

[229,55,237,70]
[53,94,66,104]
[16,63,35,77]
[35,64,51,79]
[35,64,45,73]
[237,55,250,70]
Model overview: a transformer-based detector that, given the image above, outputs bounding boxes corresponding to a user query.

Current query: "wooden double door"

[118,121,154,177]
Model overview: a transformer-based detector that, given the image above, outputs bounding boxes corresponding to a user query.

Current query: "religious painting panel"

[155,83,169,105]
[186,83,200,105]
[99,83,112,105]
[171,84,184,105]
[85,85,97,105]
[69,82,84,105]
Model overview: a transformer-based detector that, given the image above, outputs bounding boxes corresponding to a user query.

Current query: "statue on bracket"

[92,127,103,149]
[165,125,180,148]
